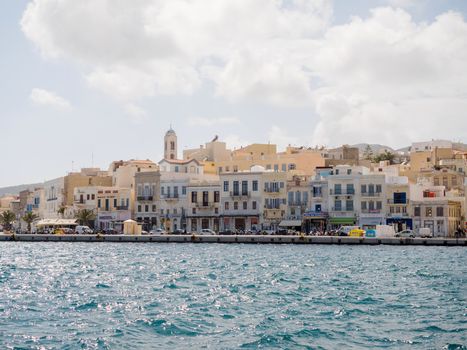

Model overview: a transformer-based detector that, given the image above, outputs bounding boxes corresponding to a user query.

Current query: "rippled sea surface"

[0,243,466,349]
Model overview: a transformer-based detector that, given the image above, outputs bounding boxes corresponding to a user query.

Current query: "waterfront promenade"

[0,234,466,246]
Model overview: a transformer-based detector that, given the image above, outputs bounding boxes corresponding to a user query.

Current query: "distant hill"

[351,143,394,156]
[0,183,41,197]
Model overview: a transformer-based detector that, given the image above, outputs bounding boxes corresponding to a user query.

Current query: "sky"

[1,0,467,187]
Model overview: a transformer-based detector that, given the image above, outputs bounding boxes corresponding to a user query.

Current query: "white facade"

[411,140,452,152]
[186,182,221,233]
[42,177,68,219]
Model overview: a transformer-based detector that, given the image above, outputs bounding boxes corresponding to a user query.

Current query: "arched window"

[170,141,175,150]
[170,154,175,160]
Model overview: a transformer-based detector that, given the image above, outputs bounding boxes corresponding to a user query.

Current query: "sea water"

[0,243,465,349]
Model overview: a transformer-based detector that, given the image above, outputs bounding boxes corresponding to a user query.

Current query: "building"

[164,127,178,160]
[96,187,132,232]
[409,182,463,237]
[134,171,161,231]
[306,167,332,233]
[186,181,221,233]
[284,174,309,231]
[385,177,411,232]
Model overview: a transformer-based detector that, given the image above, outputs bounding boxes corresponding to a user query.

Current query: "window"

[175,166,179,173]
[182,186,187,195]
[346,200,354,211]
[203,191,209,206]
[214,191,220,202]
[225,202,229,210]
[442,177,448,187]
[191,218,197,231]
[152,205,156,212]
[161,187,165,195]
[452,176,457,186]
[234,202,238,210]
[280,182,284,188]
[223,181,229,192]
[91,194,95,200]
[346,184,354,194]
[312,186,322,197]
[334,184,342,195]
[394,192,407,204]
[361,185,367,194]
[288,192,294,205]
[233,181,239,195]
[170,141,175,150]
[376,184,382,193]
[138,205,142,212]
[233,165,238,172]
[114,198,117,208]
[426,207,433,217]
[266,164,272,170]
[414,207,421,216]
[361,201,367,210]
[215,208,219,214]
[274,164,279,172]
[192,208,196,214]
[253,180,258,191]
[347,169,352,175]
[243,201,247,210]
[376,201,382,210]
[288,163,296,170]
[252,201,257,210]
[225,166,230,172]
[242,181,248,195]
[335,200,342,211]
[436,207,444,217]
[145,205,149,212]
[281,164,286,172]
[368,184,375,194]
[174,186,179,197]
[191,192,198,203]
[434,178,440,186]
[369,201,375,211]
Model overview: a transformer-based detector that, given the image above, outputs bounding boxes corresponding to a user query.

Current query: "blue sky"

[1,0,467,187]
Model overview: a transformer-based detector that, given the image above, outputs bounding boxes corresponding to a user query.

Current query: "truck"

[416,228,433,238]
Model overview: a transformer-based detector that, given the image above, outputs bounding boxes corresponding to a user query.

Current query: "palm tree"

[0,210,16,232]
[57,206,66,218]
[22,211,39,233]
[75,209,96,226]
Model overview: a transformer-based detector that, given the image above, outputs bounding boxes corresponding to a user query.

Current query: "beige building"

[134,171,161,231]
[184,138,325,176]
[186,181,221,233]
[96,187,132,232]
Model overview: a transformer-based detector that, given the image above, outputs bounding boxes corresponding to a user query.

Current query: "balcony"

[288,201,308,207]
[331,207,354,212]
[229,191,250,198]
[264,204,282,210]
[360,209,382,214]
[387,199,408,204]
[137,195,153,201]
[264,187,280,193]
[116,205,129,211]
[163,194,179,200]
[195,202,216,209]
[329,189,355,196]
[361,192,381,197]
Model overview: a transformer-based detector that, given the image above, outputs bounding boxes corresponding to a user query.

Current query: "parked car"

[199,229,217,235]
[337,226,360,236]
[75,225,93,234]
[365,229,376,237]
[348,229,365,237]
[417,228,433,238]
[395,229,415,238]
[172,229,185,235]
[149,228,167,235]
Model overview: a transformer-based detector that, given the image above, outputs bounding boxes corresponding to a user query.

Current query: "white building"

[186,181,221,233]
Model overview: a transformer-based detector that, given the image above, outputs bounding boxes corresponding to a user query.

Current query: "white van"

[75,226,93,234]
[417,228,433,238]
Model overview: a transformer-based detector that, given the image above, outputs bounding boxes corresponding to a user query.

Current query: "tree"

[22,211,39,233]
[363,144,374,160]
[0,210,16,232]
[75,209,96,226]
[374,150,396,164]
[57,206,66,218]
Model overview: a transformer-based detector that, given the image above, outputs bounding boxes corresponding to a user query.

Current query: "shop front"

[303,211,328,233]
[328,217,357,230]
[359,216,385,230]
[386,217,413,232]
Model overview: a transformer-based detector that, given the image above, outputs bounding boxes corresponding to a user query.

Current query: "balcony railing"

[163,194,179,199]
[387,199,408,204]
[288,201,308,207]
[116,205,129,211]
[229,191,250,198]
[361,192,381,197]
[264,204,281,210]
[137,195,153,201]
[360,209,382,214]
[331,207,354,212]
[329,189,355,195]
[264,188,280,193]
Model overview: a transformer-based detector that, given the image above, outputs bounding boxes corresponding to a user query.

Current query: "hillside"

[0,183,41,197]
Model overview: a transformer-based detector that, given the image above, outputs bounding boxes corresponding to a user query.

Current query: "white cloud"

[21,2,467,147]
[223,134,252,150]
[187,116,240,127]
[30,88,71,110]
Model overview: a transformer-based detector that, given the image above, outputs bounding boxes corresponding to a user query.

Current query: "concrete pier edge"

[0,234,466,246]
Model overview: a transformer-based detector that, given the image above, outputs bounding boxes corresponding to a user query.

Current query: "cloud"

[187,116,240,127]
[30,88,71,110]
[21,2,467,147]
[268,125,299,150]
[223,134,251,150]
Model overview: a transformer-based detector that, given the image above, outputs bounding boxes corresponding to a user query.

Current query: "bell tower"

[164,126,178,160]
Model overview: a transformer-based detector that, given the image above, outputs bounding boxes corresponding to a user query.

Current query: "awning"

[279,220,302,227]
[36,219,78,227]
[329,217,356,225]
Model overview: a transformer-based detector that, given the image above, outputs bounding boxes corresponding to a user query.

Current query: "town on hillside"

[1,129,466,238]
